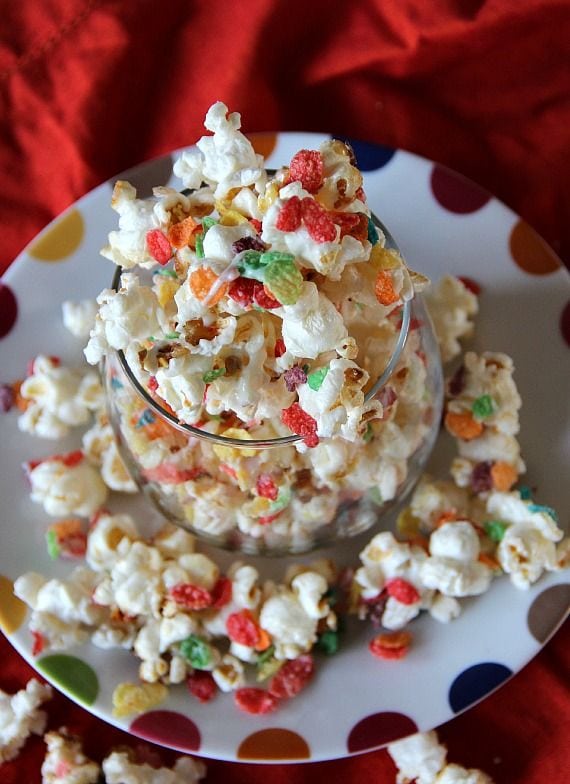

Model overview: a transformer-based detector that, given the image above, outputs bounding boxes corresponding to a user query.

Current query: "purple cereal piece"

[0,383,14,413]
[283,365,307,392]
[470,461,493,493]
[447,364,466,397]
[232,236,266,255]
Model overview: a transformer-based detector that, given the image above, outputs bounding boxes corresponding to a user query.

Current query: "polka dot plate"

[0,134,568,763]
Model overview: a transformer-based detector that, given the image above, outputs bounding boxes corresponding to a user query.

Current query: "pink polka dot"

[129,710,200,752]
[560,301,570,348]
[347,711,417,753]
[0,283,18,338]
[431,165,491,214]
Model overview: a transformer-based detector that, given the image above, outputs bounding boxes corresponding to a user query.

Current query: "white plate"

[0,134,569,763]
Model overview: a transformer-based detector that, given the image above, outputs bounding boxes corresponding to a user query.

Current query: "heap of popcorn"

[0,103,566,724]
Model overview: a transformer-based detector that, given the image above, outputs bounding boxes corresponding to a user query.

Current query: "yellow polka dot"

[246,132,278,160]
[509,220,561,275]
[237,728,310,760]
[29,209,85,261]
[0,575,27,633]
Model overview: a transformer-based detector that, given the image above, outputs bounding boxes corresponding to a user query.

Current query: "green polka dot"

[38,654,99,705]
[29,209,85,261]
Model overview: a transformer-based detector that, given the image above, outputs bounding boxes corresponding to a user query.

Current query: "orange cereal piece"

[490,461,518,491]
[189,267,228,305]
[369,630,412,660]
[435,510,459,528]
[12,380,31,411]
[478,552,502,572]
[254,627,272,653]
[374,270,399,306]
[444,410,484,440]
[168,216,198,248]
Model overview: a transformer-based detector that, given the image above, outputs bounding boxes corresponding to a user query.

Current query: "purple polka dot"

[448,662,512,713]
[333,136,396,171]
[431,165,491,214]
[0,283,17,339]
[527,584,570,643]
[347,711,417,753]
[130,710,200,752]
[560,301,570,348]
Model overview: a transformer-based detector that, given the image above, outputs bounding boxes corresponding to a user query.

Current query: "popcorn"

[0,679,52,763]
[41,729,100,784]
[423,275,478,363]
[62,299,98,339]
[28,453,108,518]
[387,730,495,784]
[102,749,206,784]
[420,523,493,597]
[83,412,137,492]
[18,356,102,439]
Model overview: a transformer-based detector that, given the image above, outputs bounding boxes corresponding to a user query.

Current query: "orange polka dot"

[237,728,310,760]
[0,575,27,633]
[29,209,85,261]
[509,220,561,275]
[246,132,278,160]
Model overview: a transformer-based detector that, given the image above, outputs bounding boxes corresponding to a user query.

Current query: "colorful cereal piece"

[253,283,281,310]
[490,461,518,491]
[264,258,303,305]
[187,671,218,703]
[316,629,339,655]
[256,474,279,501]
[146,229,172,265]
[234,687,279,715]
[281,403,319,447]
[226,609,262,648]
[300,198,337,243]
[268,654,314,699]
[228,276,256,307]
[283,365,307,392]
[167,216,198,248]
[375,270,399,306]
[369,631,412,660]
[46,519,86,560]
[112,681,167,717]
[484,520,509,543]
[189,267,228,304]
[288,150,324,193]
[211,576,233,608]
[169,583,213,610]
[0,383,14,412]
[307,366,329,391]
[275,196,303,232]
[444,411,484,440]
[179,635,216,669]
[385,578,420,605]
[472,394,495,419]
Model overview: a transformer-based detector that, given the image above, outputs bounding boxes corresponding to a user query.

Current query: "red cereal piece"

[257,511,284,525]
[142,463,205,484]
[289,150,324,194]
[330,211,368,241]
[275,196,303,232]
[253,282,281,310]
[31,630,45,656]
[226,609,261,647]
[369,631,412,660]
[228,276,256,308]
[457,276,481,296]
[385,578,420,605]
[211,576,233,608]
[300,198,337,243]
[148,376,159,393]
[234,687,279,715]
[169,583,213,610]
[55,450,84,468]
[268,654,314,699]
[274,338,286,358]
[187,671,217,703]
[146,229,172,265]
[281,402,319,448]
[249,218,263,233]
[256,473,279,501]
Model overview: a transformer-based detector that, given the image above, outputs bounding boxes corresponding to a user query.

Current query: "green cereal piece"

[268,486,292,514]
[368,486,383,506]
[46,529,60,560]
[259,251,295,266]
[484,520,509,543]
[264,258,304,305]
[527,503,559,523]
[163,331,180,340]
[256,645,275,665]
[324,587,339,607]
[179,635,213,669]
[363,422,374,442]
[201,216,218,232]
[472,394,495,419]
[367,217,379,245]
[195,233,205,259]
[154,268,178,278]
[237,250,265,281]
[202,367,226,384]
[256,656,282,683]
[307,365,329,391]
[317,629,339,655]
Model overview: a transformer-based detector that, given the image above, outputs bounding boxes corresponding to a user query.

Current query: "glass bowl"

[103,217,444,555]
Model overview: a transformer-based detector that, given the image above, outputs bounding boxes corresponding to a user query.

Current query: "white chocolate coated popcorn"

[420,523,492,597]
[423,275,478,363]
[0,679,52,763]
[62,299,98,339]
[28,455,108,517]
[102,750,206,784]
[41,729,100,784]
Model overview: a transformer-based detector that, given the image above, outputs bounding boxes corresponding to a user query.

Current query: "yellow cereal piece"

[369,245,401,271]
[112,681,168,718]
[257,181,280,214]
[215,200,249,226]
[155,278,179,308]
[396,507,422,538]
[213,428,258,460]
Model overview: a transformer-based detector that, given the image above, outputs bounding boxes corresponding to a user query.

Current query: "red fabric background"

[0,1,569,781]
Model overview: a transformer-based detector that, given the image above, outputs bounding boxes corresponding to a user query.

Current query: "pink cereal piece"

[146,229,172,265]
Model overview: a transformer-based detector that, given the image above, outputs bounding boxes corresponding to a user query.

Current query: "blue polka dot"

[449,662,513,713]
[332,137,396,171]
